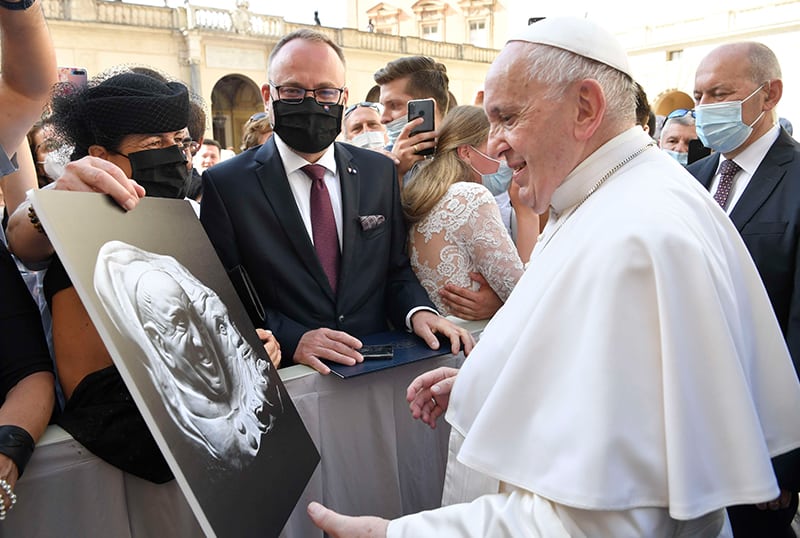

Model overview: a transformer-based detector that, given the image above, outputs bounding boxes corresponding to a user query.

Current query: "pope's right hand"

[406,366,459,429]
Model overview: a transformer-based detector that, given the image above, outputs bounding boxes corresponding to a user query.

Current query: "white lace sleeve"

[409,183,523,311]
[459,185,524,302]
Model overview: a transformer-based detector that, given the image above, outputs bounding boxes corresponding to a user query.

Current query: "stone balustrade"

[96,1,176,28]
[40,0,498,63]
[40,0,65,19]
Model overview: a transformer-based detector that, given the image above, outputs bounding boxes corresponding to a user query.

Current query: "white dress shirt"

[273,134,343,247]
[709,123,780,214]
[272,134,434,327]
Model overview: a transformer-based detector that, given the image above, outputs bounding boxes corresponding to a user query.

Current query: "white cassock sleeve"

[388,488,730,537]
[386,490,572,538]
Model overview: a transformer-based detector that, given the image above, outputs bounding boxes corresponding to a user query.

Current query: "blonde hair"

[402,105,489,223]
[240,116,272,151]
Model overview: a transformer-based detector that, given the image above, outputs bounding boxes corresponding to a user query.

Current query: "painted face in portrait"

[94,241,282,469]
[137,271,231,402]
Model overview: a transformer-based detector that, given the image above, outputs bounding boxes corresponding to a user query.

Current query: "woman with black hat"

[7,70,191,483]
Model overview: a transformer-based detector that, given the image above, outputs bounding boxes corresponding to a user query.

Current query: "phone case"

[360,344,394,360]
[407,99,435,156]
[57,67,88,91]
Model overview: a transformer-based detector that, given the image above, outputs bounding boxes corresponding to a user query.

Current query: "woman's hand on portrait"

[56,156,144,211]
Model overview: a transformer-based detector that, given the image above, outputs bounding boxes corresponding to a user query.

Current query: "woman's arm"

[7,156,143,264]
[508,182,538,264]
[0,371,54,486]
[0,141,36,219]
[0,0,56,157]
[468,189,524,303]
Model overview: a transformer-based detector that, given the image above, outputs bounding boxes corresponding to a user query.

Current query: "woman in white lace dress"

[403,106,524,317]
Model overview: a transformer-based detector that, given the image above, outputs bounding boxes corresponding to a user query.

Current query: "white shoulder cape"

[447,131,800,519]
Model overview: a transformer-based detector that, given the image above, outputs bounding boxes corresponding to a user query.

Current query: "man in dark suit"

[200,29,474,375]
[688,41,800,537]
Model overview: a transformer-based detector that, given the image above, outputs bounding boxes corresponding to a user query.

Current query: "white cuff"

[405,306,439,331]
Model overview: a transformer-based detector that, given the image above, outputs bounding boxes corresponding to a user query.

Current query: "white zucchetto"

[509,17,632,78]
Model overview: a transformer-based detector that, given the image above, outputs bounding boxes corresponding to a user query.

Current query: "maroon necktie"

[301,164,340,293]
[713,159,742,210]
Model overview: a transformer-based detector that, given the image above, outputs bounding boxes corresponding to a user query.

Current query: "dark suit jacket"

[200,138,433,364]
[688,128,800,494]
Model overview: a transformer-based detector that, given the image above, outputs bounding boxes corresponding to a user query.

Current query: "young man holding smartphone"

[374,56,451,178]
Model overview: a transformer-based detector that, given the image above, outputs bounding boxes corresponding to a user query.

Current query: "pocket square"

[359,214,385,231]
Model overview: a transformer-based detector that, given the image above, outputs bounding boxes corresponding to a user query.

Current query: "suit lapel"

[696,154,720,189]
[729,130,795,231]
[335,143,360,298]
[254,138,335,300]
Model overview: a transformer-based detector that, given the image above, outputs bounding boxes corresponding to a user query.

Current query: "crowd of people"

[0,1,799,536]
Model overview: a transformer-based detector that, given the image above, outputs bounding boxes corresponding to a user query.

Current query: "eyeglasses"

[269,82,345,105]
[345,101,383,118]
[180,138,200,153]
[661,108,695,128]
[248,112,268,122]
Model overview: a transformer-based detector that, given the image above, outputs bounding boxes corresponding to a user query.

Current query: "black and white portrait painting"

[94,240,281,470]
[30,190,319,538]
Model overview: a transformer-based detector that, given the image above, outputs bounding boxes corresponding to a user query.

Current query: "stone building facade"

[18,0,800,148]
[39,0,498,149]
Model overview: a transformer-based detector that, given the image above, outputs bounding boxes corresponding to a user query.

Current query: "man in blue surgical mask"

[688,41,800,538]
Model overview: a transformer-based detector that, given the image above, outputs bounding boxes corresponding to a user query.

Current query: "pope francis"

[308,17,800,537]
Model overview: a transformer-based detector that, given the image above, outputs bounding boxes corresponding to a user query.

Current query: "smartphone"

[407,98,435,156]
[359,344,394,360]
[687,138,711,165]
[57,67,88,92]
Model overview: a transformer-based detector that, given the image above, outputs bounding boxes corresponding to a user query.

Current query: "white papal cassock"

[388,128,800,537]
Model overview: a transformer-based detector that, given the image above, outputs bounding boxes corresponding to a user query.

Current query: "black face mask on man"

[271,97,343,154]
[125,145,191,199]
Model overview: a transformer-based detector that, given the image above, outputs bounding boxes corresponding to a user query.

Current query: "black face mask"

[126,145,191,199]
[272,97,343,154]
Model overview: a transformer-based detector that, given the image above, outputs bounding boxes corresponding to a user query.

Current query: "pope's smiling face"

[484,43,580,213]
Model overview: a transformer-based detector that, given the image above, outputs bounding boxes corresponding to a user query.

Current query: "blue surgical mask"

[466,146,514,196]
[480,161,514,196]
[695,83,766,153]
[384,115,407,148]
[663,149,688,166]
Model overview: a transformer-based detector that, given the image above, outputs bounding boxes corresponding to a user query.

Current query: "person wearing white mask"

[401,105,523,318]
[343,101,388,150]
[687,41,800,538]
[659,109,698,166]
